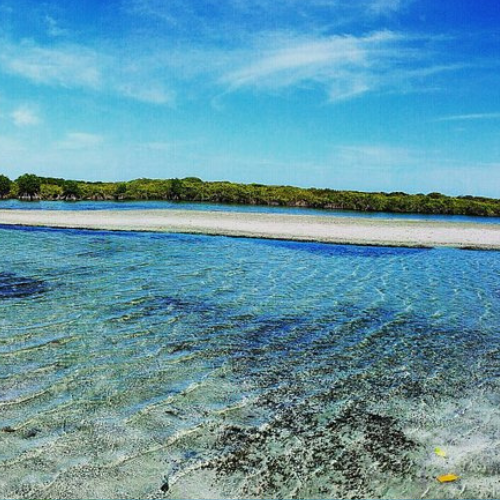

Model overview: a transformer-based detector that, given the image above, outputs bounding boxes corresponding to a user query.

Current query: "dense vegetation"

[0,175,11,198]
[1,173,500,217]
[16,174,42,200]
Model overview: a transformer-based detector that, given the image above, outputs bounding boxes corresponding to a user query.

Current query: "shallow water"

[2,198,500,224]
[0,226,499,499]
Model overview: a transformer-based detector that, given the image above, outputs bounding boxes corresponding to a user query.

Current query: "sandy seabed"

[1,208,500,499]
[1,208,500,249]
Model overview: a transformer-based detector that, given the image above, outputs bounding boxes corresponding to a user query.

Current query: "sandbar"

[1,209,500,250]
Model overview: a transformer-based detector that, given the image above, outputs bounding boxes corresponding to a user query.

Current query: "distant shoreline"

[2,174,500,217]
[1,209,500,250]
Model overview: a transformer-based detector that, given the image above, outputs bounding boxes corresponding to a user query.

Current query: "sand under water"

[0,225,499,499]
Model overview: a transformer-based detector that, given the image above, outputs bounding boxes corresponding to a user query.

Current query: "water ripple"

[0,226,499,499]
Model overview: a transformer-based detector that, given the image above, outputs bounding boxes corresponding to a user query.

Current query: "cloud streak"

[127,0,412,35]
[0,3,468,107]
[56,132,104,150]
[434,113,500,122]
[369,0,408,16]
[0,38,175,105]
[0,39,102,89]
[221,30,454,102]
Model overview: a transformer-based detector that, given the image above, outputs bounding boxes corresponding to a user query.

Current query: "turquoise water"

[2,199,500,224]
[0,225,499,499]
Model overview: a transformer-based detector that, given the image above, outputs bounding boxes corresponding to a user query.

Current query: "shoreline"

[1,208,500,250]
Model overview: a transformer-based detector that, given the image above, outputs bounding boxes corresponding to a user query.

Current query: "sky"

[0,0,499,196]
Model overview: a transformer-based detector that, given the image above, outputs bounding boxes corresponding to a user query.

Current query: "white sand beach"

[1,209,500,249]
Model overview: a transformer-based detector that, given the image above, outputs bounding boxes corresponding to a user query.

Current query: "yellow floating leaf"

[434,447,447,458]
[437,473,459,483]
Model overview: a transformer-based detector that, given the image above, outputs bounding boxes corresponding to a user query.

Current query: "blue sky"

[0,0,499,196]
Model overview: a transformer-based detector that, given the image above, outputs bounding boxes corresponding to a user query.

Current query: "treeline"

[1,173,500,217]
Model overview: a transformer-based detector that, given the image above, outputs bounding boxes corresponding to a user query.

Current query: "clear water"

[0,226,499,499]
[1,199,500,224]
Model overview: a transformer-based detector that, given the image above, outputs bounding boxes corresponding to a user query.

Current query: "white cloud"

[369,0,406,15]
[0,39,102,89]
[220,30,448,102]
[0,21,460,106]
[223,33,370,89]
[45,15,70,37]
[128,0,411,30]
[56,132,104,150]
[117,83,175,105]
[11,105,41,127]
[0,38,175,105]
[434,113,500,122]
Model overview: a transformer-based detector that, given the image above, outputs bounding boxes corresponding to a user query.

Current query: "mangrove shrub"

[0,174,11,198]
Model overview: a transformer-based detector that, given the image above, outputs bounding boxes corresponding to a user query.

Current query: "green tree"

[170,178,184,200]
[0,174,12,198]
[114,182,127,199]
[427,192,444,199]
[16,174,41,199]
[62,180,82,199]
[41,184,63,199]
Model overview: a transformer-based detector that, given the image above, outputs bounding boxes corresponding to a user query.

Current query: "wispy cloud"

[221,30,452,102]
[116,82,175,106]
[0,38,176,105]
[0,27,464,107]
[434,112,500,122]
[0,39,102,88]
[127,0,412,34]
[56,132,104,150]
[0,0,467,108]
[332,144,416,168]
[45,15,70,37]
[369,0,408,16]
[223,32,373,89]
[120,0,460,104]
[10,105,41,127]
